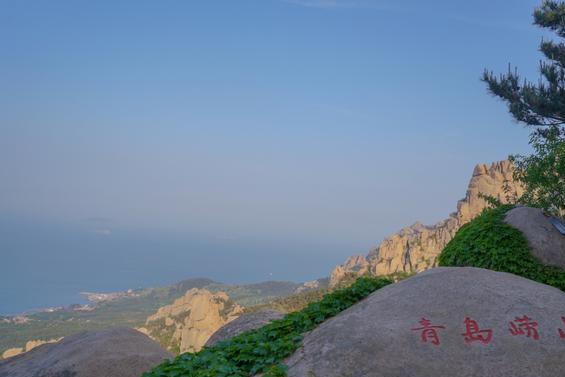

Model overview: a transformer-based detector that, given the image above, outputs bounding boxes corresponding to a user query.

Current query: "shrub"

[438,205,565,291]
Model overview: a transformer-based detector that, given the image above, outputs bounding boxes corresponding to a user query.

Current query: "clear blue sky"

[0,0,548,312]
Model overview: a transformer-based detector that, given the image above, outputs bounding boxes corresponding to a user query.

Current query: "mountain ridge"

[329,160,524,287]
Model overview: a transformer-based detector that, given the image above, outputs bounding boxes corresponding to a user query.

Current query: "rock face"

[328,255,370,288]
[0,327,171,377]
[143,288,243,353]
[1,338,62,360]
[505,206,565,269]
[286,267,565,377]
[329,160,523,287]
[205,309,286,347]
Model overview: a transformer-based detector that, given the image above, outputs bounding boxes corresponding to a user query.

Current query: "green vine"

[438,205,565,291]
[141,276,392,377]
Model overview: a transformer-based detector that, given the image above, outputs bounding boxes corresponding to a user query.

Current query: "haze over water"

[1,215,358,315]
[0,0,543,314]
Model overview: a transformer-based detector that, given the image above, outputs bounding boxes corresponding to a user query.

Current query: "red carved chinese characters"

[461,317,493,344]
[409,315,565,344]
[412,318,446,346]
[509,315,540,340]
[559,316,565,339]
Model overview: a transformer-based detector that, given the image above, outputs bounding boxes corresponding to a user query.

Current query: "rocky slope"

[329,160,523,287]
[140,288,244,353]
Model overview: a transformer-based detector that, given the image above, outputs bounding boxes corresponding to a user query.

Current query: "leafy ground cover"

[142,276,393,377]
[438,205,565,290]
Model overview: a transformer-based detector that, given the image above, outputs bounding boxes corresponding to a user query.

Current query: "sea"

[0,216,352,315]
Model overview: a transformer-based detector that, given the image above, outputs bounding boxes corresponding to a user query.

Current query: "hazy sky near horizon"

[0,0,550,311]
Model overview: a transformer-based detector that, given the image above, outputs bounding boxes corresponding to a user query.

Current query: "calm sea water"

[0,216,351,315]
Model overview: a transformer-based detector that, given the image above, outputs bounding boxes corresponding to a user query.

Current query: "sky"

[0,0,549,313]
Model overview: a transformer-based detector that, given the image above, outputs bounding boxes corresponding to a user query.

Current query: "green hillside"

[0,278,301,355]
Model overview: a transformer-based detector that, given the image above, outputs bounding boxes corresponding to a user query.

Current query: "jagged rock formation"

[285,267,565,377]
[0,338,62,360]
[141,288,243,353]
[328,255,370,288]
[0,327,171,377]
[329,160,523,287]
[205,309,286,347]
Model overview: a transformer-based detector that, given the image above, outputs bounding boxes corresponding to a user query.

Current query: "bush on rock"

[438,205,565,290]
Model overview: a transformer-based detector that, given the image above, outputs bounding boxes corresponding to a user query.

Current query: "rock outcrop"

[1,338,62,360]
[0,349,22,360]
[505,206,565,269]
[142,288,243,353]
[0,327,171,377]
[286,267,565,377]
[294,279,323,294]
[205,309,286,347]
[328,255,370,288]
[329,160,523,287]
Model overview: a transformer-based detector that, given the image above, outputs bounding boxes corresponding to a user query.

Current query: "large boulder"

[505,206,565,269]
[0,327,172,377]
[205,309,285,346]
[284,267,565,377]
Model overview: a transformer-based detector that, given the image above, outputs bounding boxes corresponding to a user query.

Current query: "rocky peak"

[329,160,524,287]
[456,159,520,224]
[329,255,370,288]
[140,288,243,354]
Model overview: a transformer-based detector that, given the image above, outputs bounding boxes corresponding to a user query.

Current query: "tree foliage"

[511,127,565,217]
[483,1,565,128]
[483,0,565,217]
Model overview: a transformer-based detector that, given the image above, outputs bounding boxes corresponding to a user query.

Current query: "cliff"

[329,160,523,287]
[140,288,243,353]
